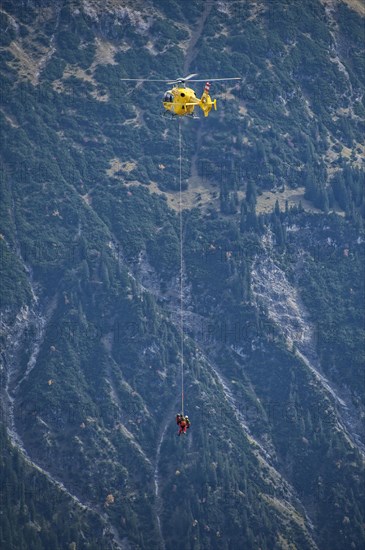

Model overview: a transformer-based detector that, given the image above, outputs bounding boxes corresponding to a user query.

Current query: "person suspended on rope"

[176,413,190,436]
[178,417,187,436]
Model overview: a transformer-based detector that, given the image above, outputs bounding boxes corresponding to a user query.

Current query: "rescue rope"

[178,119,184,416]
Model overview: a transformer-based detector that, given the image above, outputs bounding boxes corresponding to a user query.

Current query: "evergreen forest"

[0,1,364,549]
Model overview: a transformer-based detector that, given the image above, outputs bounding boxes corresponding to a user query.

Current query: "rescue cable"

[178,119,184,416]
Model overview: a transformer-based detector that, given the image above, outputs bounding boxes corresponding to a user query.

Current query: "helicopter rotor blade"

[186,77,242,82]
[120,78,173,82]
[166,73,199,84]
[182,73,199,81]
[119,76,242,85]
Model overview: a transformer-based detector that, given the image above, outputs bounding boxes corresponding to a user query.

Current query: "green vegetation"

[286,214,365,402]
[0,1,364,549]
[0,424,111,550]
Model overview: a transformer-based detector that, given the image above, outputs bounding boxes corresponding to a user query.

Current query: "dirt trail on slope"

[183,2,217,205]
[183,2,213,76]
[153,399,178,550]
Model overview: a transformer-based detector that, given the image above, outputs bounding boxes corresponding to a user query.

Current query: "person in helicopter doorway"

[176,413,190,436]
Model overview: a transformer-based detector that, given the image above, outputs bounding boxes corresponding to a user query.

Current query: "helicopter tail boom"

[198,82,217,117]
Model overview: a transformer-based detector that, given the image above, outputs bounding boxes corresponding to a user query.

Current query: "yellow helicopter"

[120,74,241,118]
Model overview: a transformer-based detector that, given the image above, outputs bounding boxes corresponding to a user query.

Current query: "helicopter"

[120,74,241,118]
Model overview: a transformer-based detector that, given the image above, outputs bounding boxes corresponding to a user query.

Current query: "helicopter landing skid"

[162,111,199,120]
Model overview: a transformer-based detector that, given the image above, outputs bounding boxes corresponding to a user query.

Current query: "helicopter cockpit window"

[164,91,173,102]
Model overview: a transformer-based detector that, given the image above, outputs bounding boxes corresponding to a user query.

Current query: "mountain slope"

[0,1,364,549]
